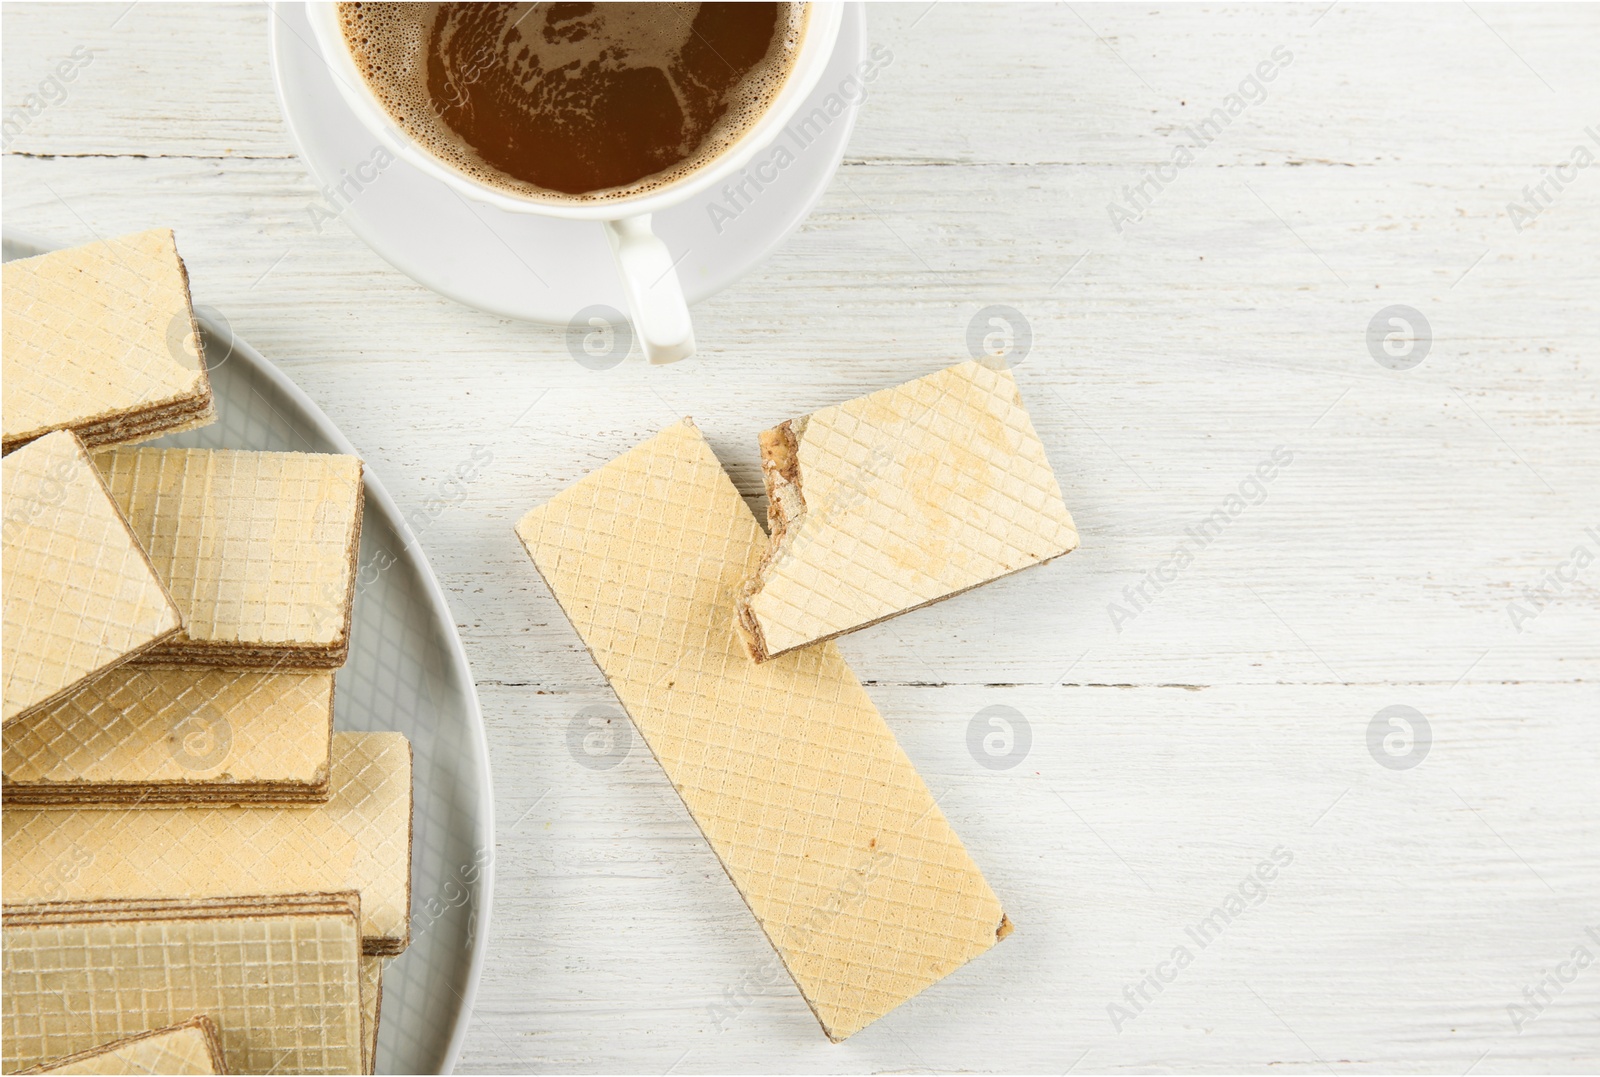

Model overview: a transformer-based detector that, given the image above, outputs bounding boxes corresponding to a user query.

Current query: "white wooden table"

[6,4,1598,1072]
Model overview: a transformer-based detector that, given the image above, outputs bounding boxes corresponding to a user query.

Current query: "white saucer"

[268,3,867,325]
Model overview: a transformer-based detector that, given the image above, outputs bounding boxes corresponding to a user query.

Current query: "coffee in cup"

[337,2,808,202]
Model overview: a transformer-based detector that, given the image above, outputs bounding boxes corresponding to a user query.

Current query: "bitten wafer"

[516,419,1009,1042]
[19,1016,227,1075]
[2,732,412,955]
[2,894,362,1075]
[2,229,214,454]
[92,448,363,669]
[3,667,334,805]
[2,431,181,726]
[737,360,1079,661]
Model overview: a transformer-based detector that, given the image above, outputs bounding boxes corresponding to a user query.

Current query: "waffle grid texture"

[3,667,334,802]
[1,229,212,453]
[2,432,181,726]
[1,732,412,954]
[741,360,1078,659]
[22,1018,224,1075]
[2,905,362,1074]
[93,448,362,665]
[516,419,1006,1042]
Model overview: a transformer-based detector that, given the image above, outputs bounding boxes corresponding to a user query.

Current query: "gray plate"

[3,234,494,1076]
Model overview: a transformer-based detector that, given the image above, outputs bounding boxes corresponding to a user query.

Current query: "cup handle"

[602,214,695,365]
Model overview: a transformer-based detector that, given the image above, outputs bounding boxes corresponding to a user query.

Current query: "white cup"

[306,3,843,364]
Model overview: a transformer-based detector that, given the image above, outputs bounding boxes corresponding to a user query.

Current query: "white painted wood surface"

[5,4,1598,1072]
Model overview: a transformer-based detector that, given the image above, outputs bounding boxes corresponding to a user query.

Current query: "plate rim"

[2,228,496,1076]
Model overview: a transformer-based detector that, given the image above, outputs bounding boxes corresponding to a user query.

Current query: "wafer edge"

[734,418,805,663]
[16,1014,230,1076]
[1,891,362,929]
[370,736,415,958]
[2,397,216,457]
[0,778,332,806]
[362,958,384,1075]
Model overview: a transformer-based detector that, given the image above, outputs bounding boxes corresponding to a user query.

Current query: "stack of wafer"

[2,231,411,1075]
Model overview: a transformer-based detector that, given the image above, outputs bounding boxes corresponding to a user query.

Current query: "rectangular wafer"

[3,667,334,805]
[2,229,215,454]
[737,360,1079,661]
[2,431,182,726]
[516,419,1009,1042]
[2,894,361,1075]
[19,1015,227,1075]
[92,448,364,669]
[2,732,412,955]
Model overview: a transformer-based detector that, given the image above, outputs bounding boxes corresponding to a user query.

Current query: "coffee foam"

[338,3,807,204]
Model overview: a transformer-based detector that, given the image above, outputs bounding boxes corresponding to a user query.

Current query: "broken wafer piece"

[2,229,215,454]
[736,360,1079,661]
[93,448,364,669]
[517,419,1010,1042]
[19,1016,228,1075]
[2,431,182,726]
[3,667,334,805]
[2,732,412,955]
[2,894,361,1075]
